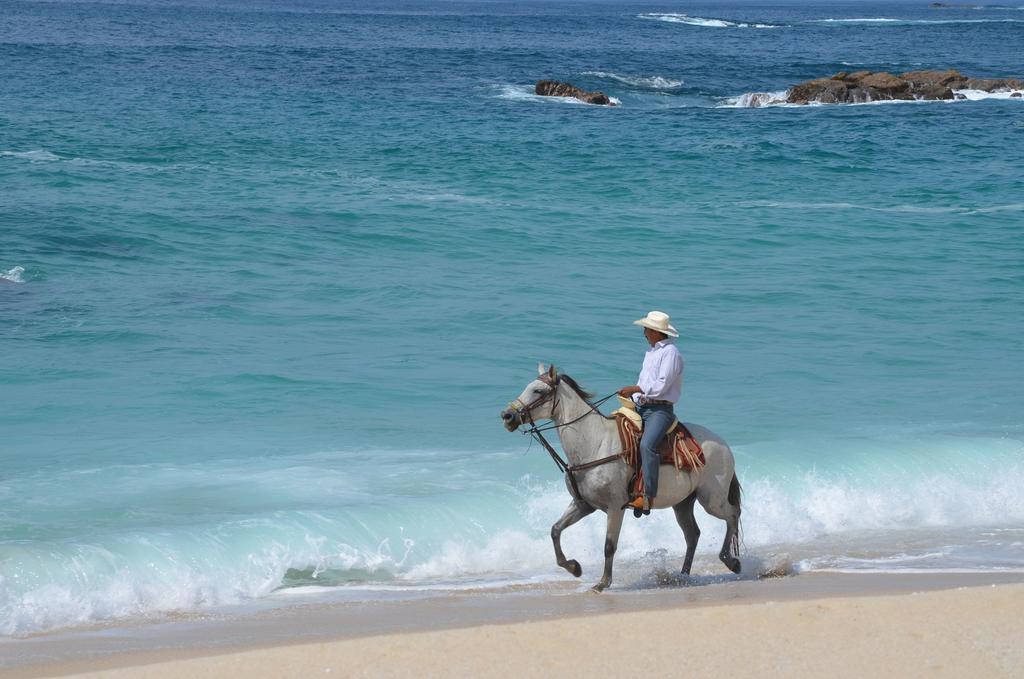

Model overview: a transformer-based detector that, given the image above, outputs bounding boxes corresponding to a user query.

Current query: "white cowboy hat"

[632,310,678,338]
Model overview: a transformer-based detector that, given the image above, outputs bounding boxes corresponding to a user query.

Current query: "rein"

[510,376,622,503]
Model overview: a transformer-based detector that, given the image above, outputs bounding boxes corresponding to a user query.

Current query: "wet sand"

[4,571,1024,678]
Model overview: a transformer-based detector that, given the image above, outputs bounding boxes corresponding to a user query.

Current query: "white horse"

[501,364,742,592]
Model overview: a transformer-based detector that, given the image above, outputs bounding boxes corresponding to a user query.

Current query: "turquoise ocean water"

[2,0,1023,635]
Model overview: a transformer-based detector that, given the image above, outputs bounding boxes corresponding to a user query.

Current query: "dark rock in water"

[1012,92,1023,98]
[918,85,956,101]
[787,77,849,105]
[901,69,962,89]
[963,76,1024,91]
[840,70,872,83]
[535,80,615,106]
[785,69,1024,105]
[858,72,910,96]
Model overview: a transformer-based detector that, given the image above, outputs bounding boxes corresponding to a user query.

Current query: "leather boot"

[624,495,651,517]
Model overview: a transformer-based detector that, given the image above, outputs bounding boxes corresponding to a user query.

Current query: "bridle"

[506,374,622,503]
[505,374,562,428]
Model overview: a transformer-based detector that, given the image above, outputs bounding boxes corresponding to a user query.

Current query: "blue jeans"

[638,404,674,498]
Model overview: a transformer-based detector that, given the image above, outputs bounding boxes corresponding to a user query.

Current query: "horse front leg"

[592,508,624,592]
[551,499,595,578]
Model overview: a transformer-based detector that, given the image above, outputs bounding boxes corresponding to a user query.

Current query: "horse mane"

[558,372,596,402]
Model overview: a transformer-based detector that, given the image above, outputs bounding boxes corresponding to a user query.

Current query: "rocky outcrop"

[535,80,615,106]
[785,70,1024,105]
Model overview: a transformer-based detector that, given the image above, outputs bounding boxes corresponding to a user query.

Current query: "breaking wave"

[721,91,790,108]
[638,13,782,28]
[722,87,1023,108]
[638,13,1024,29]
[955,88,1024,99]
[3,434,1024,635]
[1,266,25,283]
[1,149,59,162]
[580,71,683,90]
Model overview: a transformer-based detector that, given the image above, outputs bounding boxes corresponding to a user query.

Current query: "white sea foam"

[802,566,1024,574]
[404,191,494,204]
[1,149,59,162]
[971,203,1024,213]
[3,436,1023,635]
[65,156,198,174]
[580,71,683,90]
[1,266,25,283]
[955,87,1024,100]
[811,18,905,23]
[720,90,790,108]
[722,87,1023,108]
[637,13,781,29]
[271,572,559,598]
[0,540,316,636]
[402,436,1024,582]
[0,149,209,174]
[841,61,924,67]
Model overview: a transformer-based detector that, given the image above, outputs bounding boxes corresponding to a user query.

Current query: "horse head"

[500,363,560,431]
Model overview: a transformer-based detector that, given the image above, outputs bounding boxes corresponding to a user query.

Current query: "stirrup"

[623,495,651,517]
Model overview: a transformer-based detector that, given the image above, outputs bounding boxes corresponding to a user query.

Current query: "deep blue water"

[2,0,1023,635]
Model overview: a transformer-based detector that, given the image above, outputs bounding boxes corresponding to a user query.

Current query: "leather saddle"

[612,398,705,472]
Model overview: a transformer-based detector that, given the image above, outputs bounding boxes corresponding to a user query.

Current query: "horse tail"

[728,474,742,557]
[728,474,742,511]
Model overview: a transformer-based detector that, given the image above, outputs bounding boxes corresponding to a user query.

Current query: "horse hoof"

[591,582,608,593]
[721,556,741,574]
[565,560,582,578]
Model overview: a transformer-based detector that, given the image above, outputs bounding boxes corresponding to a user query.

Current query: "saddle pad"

[614,413,705,472]
[610,406,642,429]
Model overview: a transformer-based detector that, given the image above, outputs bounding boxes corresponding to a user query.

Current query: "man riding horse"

[618,310,683,515]
[499,312,741,588]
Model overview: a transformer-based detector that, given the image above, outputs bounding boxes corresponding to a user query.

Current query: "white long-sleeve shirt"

[633,339,684,405]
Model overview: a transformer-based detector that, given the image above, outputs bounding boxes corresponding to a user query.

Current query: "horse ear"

[537,362,546,376]
[548,364,557,381]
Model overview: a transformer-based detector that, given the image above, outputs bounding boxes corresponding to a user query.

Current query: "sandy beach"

[6,573,1023,678]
